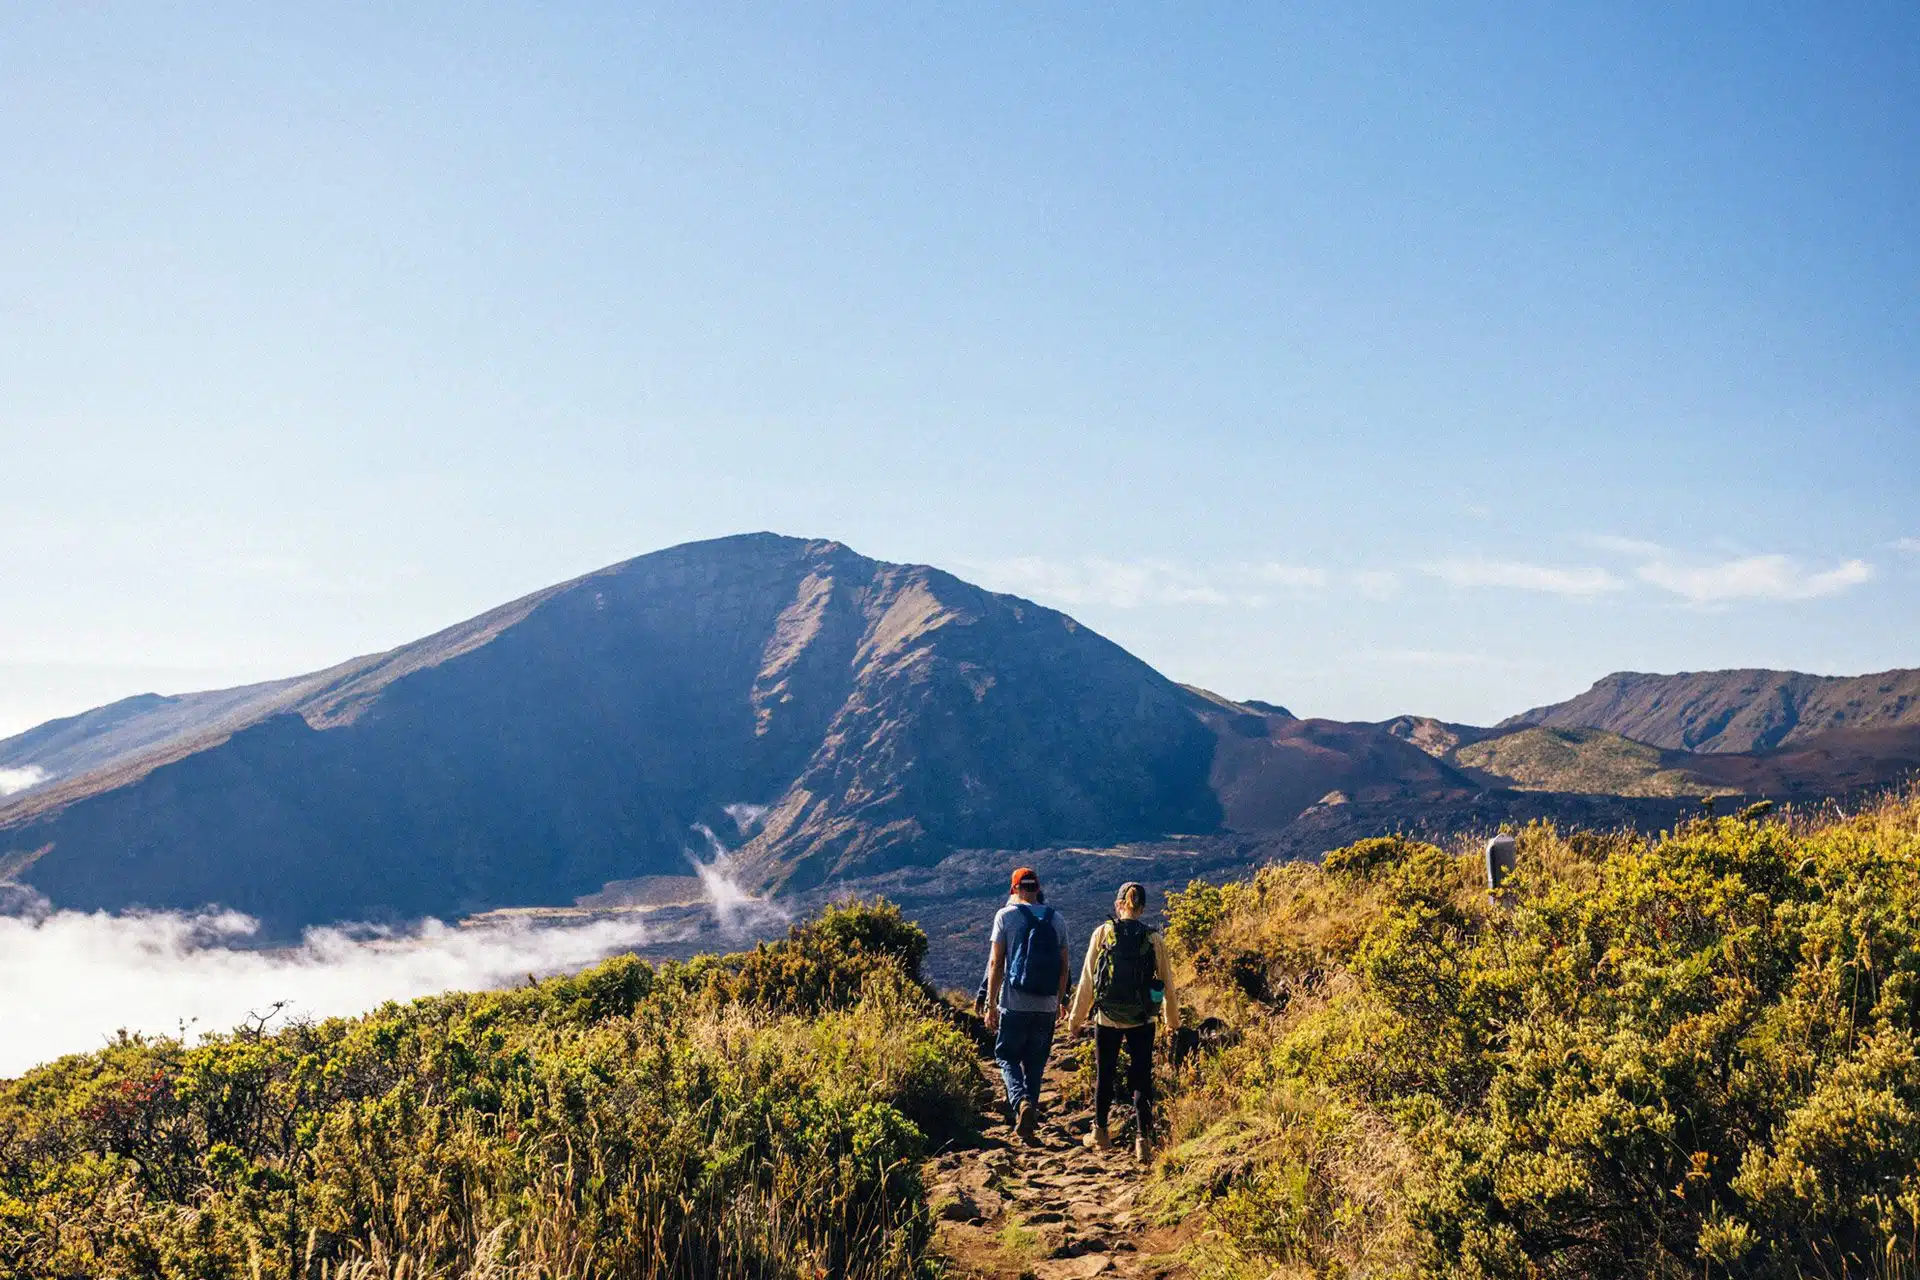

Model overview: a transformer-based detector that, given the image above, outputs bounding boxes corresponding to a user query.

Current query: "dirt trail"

[924,1049,1191,1279]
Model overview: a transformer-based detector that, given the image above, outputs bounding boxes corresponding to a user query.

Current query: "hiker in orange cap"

[984,867,1070,1141]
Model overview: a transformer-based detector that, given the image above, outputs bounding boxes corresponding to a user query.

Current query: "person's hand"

[984,1006,1000,1033]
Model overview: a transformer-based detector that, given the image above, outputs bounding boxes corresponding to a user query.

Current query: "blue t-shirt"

[991,901,1070,1013]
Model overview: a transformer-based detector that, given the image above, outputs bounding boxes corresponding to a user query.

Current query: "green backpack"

[1093,918,1158,1023]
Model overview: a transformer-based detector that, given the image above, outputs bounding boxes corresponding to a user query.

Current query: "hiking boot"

[1016,1102,1038,1142]
[1134,1133,1153,1164]
[1084,1123,1111,1151]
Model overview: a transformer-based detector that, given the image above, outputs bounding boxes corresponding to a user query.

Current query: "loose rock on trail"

[923,1039,1192,1279]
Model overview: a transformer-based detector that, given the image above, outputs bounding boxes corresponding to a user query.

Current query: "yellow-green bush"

[0,900,986,1280]
[1158,796,1920,1278]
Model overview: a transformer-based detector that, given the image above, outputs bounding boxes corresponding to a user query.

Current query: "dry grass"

[1150,788,1920,1279]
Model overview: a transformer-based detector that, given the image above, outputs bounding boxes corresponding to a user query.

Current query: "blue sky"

[2,2,1916,738]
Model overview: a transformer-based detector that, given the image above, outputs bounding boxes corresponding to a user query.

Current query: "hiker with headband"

[1065,880,1179,1163]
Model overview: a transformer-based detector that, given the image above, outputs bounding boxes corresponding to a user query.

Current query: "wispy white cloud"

[1893,538,1920,555]
[1636,555,1873,603]
[964,557,1327,609]
[688,823,789,935]
[969,544,1878,612]
[1352,569,1402,601]
[1422,558,1625,597]
[1250,563,1331,590]
[1584,534,1667,557]
[0,766,49,797]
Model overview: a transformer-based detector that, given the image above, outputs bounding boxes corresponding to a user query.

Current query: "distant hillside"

[1447,720,1920,802]
[0,680,314,795]
[1454,725,1736,797]
[0,535,1221,931]
[1194,702,1482,826]
[1679,725,1920,801]
[1503,667,1920,752]
[1376,715,1497,760]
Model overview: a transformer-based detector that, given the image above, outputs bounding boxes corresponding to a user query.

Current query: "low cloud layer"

[0,906,658,1078]
[0,819,790,1078]
[0,766,50,797]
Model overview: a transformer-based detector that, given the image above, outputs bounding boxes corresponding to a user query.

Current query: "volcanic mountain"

[3,535,1247,931]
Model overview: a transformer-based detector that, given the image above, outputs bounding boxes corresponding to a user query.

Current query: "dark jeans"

[994,1009,1056,1110]
[1095,1022,1156,1133]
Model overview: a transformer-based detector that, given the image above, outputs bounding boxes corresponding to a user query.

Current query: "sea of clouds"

[0,833,795,1077]
[0,903,664,1077]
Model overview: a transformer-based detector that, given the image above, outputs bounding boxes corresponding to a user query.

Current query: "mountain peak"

[1,534,1219,930]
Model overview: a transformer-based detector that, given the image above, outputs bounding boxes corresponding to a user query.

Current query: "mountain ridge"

[1502,666,1920,752]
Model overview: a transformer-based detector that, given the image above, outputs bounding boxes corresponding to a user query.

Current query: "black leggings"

[1094,1023,1156,1132]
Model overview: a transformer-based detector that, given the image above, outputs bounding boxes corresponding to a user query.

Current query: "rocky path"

[923,1053,1190,1279]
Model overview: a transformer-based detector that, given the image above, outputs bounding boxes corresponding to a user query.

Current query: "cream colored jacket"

[1065,918,1179,1035]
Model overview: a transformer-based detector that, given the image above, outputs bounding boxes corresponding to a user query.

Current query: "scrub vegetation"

[10,795,1920,1278]
[0,900,985,1280]
[1454,725,1733,798]
[1155,792,1920,1278]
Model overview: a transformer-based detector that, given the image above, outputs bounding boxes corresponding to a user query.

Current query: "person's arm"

[985,939,1007,1030]
[1154,932,1180,1034]
[1057,918,1072,1004]
[1064,923,1102,1035]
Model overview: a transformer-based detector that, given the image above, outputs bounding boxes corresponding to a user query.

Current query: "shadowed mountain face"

[0,535,1220,932]
[1504,668,1920,753]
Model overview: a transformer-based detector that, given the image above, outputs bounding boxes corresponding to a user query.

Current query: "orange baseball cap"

[1010,867,1040,892]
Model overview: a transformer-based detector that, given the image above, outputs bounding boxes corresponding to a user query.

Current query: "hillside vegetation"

[0,902,984,1280]
[1156,792,1920,1278]
[1453,725,1733,798]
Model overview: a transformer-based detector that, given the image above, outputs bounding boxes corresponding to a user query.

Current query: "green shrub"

[1167,878,1233,953]
[1321,835,1435,882]
[0,900,981,1280]
[1157,796,1920,1278]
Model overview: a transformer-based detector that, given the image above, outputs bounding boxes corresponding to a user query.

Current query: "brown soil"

[924,1049,1196,1279]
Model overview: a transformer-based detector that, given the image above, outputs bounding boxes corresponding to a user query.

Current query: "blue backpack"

[1006,904,1063,995]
